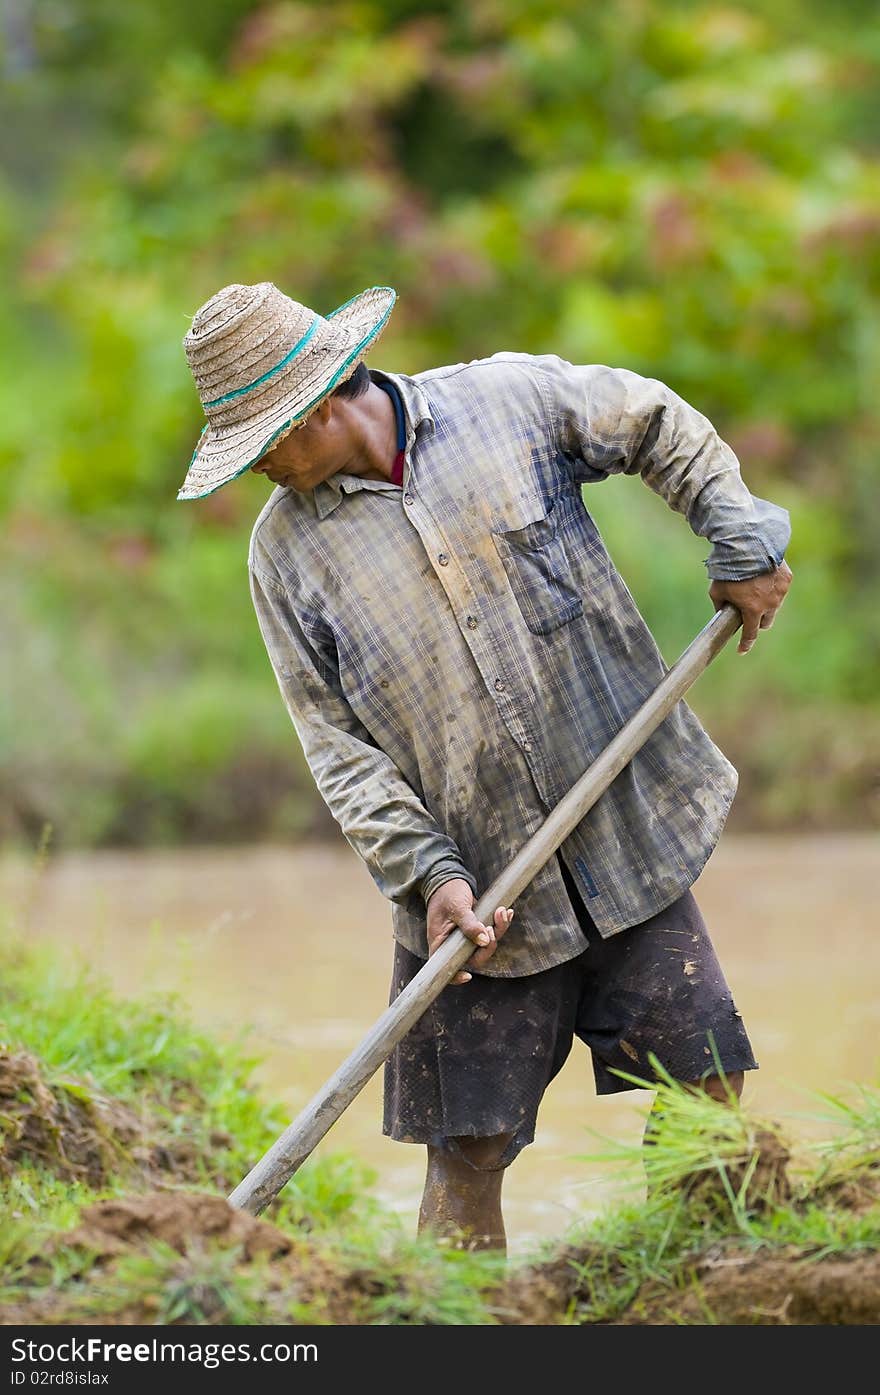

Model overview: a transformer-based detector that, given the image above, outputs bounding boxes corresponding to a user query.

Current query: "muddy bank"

[499,1239,880,1325]
[4,1087,878,1325]
[7,1176,879,1327]
[0,1049,228,1190]
[497,1138,880,1325]
[2,1192,370,1327]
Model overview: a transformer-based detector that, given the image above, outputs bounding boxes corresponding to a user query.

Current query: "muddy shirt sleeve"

[249,563,477,910]
[535,354,791,582]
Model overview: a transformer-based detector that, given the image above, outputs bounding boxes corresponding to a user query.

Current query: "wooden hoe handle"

[228,603,742,1216]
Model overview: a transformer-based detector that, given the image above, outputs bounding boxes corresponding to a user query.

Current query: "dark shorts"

[383,858,757,1169]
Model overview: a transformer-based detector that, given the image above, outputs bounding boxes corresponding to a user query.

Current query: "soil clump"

[0,1049,219,1188]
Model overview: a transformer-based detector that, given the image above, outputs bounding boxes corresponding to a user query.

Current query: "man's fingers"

[428,910,494,960]
[456,907,494,948]
[493,906,514,939]
[738,609,762,654]
[449,907,514,984]
[467,908,513,970]
[711,558,792,655]
[458,903,514,948]
[433,901,516,986]
[476,906,513,953]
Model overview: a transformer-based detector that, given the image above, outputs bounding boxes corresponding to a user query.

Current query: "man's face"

[250,402,340,492]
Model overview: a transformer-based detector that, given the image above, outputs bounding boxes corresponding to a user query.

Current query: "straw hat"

[178,281,396,500]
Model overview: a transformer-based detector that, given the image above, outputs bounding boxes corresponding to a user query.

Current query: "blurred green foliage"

[1,0,878,845]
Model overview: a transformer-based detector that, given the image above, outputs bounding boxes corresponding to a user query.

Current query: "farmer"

[179,282,792,1254]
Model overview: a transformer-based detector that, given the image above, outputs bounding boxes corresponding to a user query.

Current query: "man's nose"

[251,457,271,475]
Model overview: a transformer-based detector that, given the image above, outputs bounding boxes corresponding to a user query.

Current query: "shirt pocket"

[492,504,584,637]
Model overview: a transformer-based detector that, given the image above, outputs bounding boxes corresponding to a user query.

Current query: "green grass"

[0,931,384,1241]
[799,1081,880,1170]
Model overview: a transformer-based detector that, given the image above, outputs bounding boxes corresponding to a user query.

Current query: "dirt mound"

[497,1234,880,1326]
[0,1049,203,1187]
[59,1192,293,1263]
[495,1243,623,1325]
[620,1245,880,1325]
[811,1160,880,1214]
[7,1178,879,1327]
[495,1128,878,1326]
[19,1190,377,1326]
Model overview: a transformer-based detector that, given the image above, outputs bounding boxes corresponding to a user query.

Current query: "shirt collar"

[370,367,436,442]
[313,473,399,519]
[312,369,435,520]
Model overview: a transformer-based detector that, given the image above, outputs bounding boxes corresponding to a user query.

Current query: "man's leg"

[646,1066,744,1125]
[692,1070,743,1104]
[418,1132,515,1254]
[643,1070,745,1165]
[420,1073,747,1250]
[385,937,582,1256]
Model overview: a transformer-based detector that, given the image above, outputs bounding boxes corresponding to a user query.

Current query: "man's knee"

[685,1070,744,1103]
[437,1131,517,1173]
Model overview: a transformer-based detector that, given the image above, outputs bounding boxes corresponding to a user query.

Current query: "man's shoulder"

[401,354,559,428]
[412,351,549,391]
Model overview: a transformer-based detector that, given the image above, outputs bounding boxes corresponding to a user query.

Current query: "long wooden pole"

[229,603,741,1215]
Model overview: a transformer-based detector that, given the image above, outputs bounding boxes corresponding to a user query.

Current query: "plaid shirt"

[249,353,790,976]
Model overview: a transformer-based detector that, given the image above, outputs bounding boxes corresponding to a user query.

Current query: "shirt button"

[404,493,414,505]
[494,679,506,693]
[438,553,449,566]
[522,739,532,752]
[466,615,478,629]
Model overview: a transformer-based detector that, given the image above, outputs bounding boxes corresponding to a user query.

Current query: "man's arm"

[249,562,509,973]
[536,355,793,650]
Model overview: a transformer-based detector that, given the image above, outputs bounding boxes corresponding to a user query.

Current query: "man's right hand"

[426,878,514,986]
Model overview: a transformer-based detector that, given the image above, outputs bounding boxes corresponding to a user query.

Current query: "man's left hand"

[709,560,793,655]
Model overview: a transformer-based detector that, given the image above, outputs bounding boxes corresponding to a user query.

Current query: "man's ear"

[315,396,334,427]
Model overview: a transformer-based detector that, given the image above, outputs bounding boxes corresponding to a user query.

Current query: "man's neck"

[335,383,399,482]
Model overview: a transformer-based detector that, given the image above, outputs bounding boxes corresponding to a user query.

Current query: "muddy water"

[1,834,877,1255]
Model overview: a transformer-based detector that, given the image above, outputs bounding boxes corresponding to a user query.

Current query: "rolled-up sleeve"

[538,355,791,580]
[249,562,476,909]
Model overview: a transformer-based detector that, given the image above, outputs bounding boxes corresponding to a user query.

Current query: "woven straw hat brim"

[178,286,396,501]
